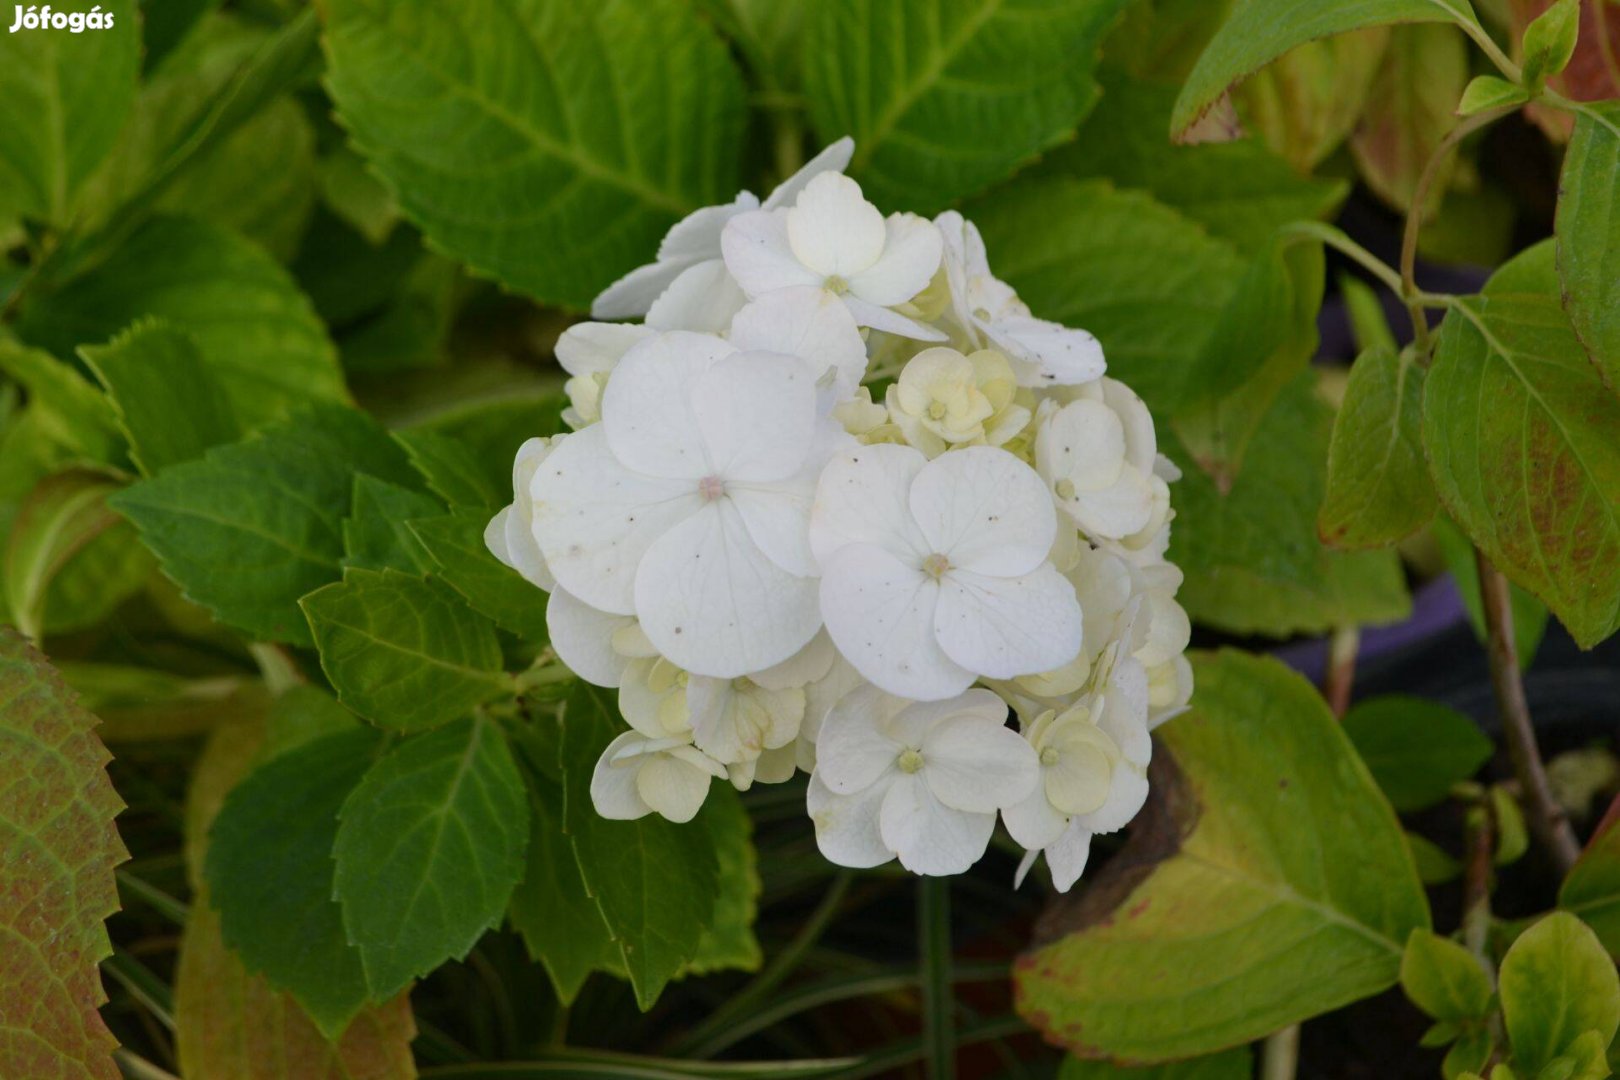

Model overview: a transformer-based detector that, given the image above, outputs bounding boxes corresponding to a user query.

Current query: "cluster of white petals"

[490,141,1192,889]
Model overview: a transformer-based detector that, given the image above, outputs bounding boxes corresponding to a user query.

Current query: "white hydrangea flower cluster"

[488,139,1192,890]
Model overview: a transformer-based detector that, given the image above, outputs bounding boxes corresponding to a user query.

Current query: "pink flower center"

[698,475,726,502]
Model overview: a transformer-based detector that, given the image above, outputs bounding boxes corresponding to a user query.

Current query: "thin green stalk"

[674,871,855,1057]
[115,1050,181,1080]
[1281,221,1406,297]
[918,876,954,1080]
[1261,1024,1300,1080]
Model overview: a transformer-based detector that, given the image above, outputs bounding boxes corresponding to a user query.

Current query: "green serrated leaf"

[1015,651,1431,1061]
[1319,344,1436,548]
[1050,67,1348,249]
[1520,0,1581,88]
[508,718,623,1003]
[1169,378,1412,637]
[969,177,1246,412]
[4,469,151,641]
[1057,1046,1254,1079]
[685,786,763,977]
[1458,74,1531,116]
[559,680,722,1009]
[0,629,129,1080]
[79,319,241,476]
[342,475,442,573]
[1349,23,1470,211]
[395,428,503,511]
[205,727,386,1038]
[0,339,125,465]
[111,403,421,645]
[333,716,529,1001]
[1554,101,1620,393]
[1171,0,1485,139]
[19,215,346,428]
[1401,928,1495,1022]
[408,512,550,642]
[805,0,1129,213]
[301,568,511,732]
[1343,695,1492,811]
[1499,912,1620,1078]
[1422,241,1620,648]
[0,0,138,224]
[323,0,746,309]
[1561,810,1620,958]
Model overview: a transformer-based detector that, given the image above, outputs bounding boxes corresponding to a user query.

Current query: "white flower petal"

[922,713,1038,813]
[786,173,886,277]
[591,733,653,819]
[848,213,943,306]
[816,683,904,793]
[1002,783,1070,851]
[728,286,869,398]
[695,351,817,483]
[819,543,972,701]
[933,565,1083,680]
[988,315,1106,387]
[635,501,822,678]
[809,443,930,567]
[603,331,734,480]
[555,321,655,377]
[1038,400,1127,490]
[842,295,949,341]
[1073,761,1148,836]
[618,656,689,739]
[646,258,748,333]
[591,262,687,321]
[763,137,855,211]
[808,772,894,869]
[722,209,824,297]
[879,774,995,876]
[531,425,700,615]
[909,446,1055,576]
[658,195,758,262]
[635,752,713,823]
[798,654,867,772]
[546,587,635,689]
[752,629,837,691]
[1066,467,1156,540]
[484,506,515,569]
[1046,820,1094,892]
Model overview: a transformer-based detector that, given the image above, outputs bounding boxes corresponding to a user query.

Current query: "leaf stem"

[1462,800,1494,965]
[1399,103,1519,356]
[1453,17,1523,83]
[1260,1023,1301,1080]
[918,876,955,1080]
[1280,221,1405,299]
[1323,625,1360,719]
[114,1051,181,1080]
[1475,549,1580,873]
[675,871,854,1058]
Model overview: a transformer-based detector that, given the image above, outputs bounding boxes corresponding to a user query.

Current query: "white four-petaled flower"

[809,444,1083,701]
[809,686,1038,875]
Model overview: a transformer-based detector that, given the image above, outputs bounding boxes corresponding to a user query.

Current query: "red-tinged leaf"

[0,628,128,1080]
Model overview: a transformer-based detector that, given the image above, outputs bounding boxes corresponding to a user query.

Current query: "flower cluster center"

[897,748,925,774]
[698,475,727,502]
[922,552,951,579]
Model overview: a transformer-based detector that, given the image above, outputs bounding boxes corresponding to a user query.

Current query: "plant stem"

[1399,103,1519,356]
[1475,549,1580,873]
[115,1051,181,1080]
[1462,800,1494,965]
[918,876,955,1080]
[1323,625,1360,720]
[674,871,854,1057]
[1261,1023,1301,1080]
[1453,16,1523,83]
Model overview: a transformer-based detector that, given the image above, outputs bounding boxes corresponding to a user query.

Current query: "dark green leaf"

[1319,344,1436,548]
[408,512,548,642]
[1343,695,1491,812]
[1058,1047,1253,1078]
[1170,0,1484,138]
[1016,651,1431,1060]
[804,0,1129,213]
[395,429,503,512]
[559,681,722,1009]
[323,0,746,309]
[110,403,420,645]
[1422,241,1620,648]
[204,727,386,1038]
[342,475,442,573]
[300,568,511,732]
[0,340,125,465]
[333,716,529,1000]
[685,786,763,976]
[1561,811,1620,959]
[1050,67,1347,249]
[1520,0,1580,88]
[19,215,346,428]
[1406,831,1463,885]
[79,319,241,475]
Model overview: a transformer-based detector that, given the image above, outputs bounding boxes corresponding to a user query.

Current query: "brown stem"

[1462,802,1494,962]
[1595,0,1620,101]
[1475,549,1581,873]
